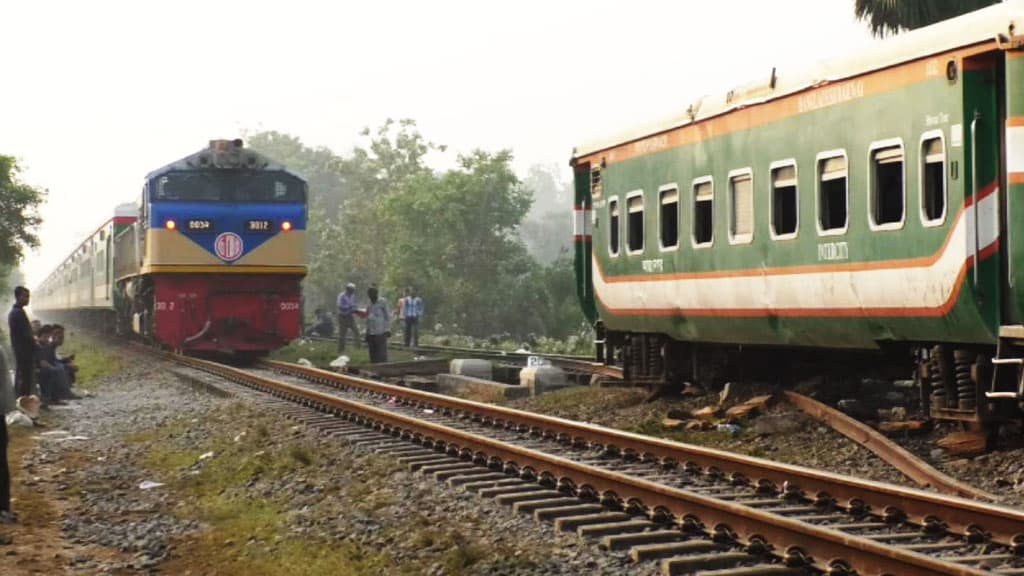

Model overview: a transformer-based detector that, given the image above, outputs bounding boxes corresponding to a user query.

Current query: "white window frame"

[867,137,906,232]
[691,176,714,249]
[919,130,947,228]
[815,149,849,237]
[727,167,754,245]
[658,183,680,253]
[607,196,620,258]
[625,189,645,255]
[769,159,799,241]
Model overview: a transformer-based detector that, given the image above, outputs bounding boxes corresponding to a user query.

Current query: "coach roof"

[572,0,1024,161]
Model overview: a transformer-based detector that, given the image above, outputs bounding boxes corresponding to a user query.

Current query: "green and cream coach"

[572,1,1024,428]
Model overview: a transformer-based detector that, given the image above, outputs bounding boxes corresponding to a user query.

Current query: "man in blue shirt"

[403,287,423,348]
[336,283,360,353]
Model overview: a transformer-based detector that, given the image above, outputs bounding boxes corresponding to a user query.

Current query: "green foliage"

[0,155,46,267]
[854,0,999,37]
[247,121,587,345]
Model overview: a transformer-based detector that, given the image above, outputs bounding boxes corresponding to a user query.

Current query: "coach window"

[692,178,713,247]
[770,162,798,239]
[817,152,848,234]
[626,191,644,254]
[869,140,905,229]
[728,169,754,244]
[608,199,620,256]
[659,186,679,250]
[921,133,946,225]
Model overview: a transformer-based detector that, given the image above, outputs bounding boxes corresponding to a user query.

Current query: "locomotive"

[34,139,307,355]
[571,2,1024,428]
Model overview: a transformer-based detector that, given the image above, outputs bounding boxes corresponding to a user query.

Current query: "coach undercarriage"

[601,329,1024,435]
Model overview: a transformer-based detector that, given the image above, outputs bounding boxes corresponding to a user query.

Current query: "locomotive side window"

[659,186,679,250]
[626,192,644,254]
[728,170,754,244]
[770,162,798,239]
[921,134,946,225]
[870,142,905,228]
[817,153,848,234]
[692,178,713,247]
[609,199,620,256]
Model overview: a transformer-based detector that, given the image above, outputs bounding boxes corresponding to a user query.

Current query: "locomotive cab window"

[692,179,713,247]
[818,154,848,234]
[728,170,753,244]
[770,163,798,239]
[608,199,620,256]
[921,135,946,225]
[626,192,644,254]
[870,142,905,228]
[659,186,679,250]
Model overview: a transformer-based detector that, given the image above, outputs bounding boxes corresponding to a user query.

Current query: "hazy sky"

[1,0,878,286]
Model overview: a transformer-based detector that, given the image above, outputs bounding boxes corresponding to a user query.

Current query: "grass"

[55,330,125,389]
[129,404,408,575]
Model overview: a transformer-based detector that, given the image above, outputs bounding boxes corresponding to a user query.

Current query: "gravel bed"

[507,380,1024,508]
[12,354,664,575]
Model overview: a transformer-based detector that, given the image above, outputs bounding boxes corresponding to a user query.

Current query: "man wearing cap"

[336,283,360,352]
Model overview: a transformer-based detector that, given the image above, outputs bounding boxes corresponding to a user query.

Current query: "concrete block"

[450,358,493,380]
[435,373,530,400]
[519,365,569,396]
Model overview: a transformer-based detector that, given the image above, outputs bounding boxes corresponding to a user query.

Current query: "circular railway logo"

[214,232,244,262]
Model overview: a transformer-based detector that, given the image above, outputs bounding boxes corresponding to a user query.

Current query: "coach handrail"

[971,115,979,285]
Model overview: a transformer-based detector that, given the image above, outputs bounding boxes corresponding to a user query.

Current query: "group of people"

[2,286,83,522]
[332,283,424,364]
[8,287,80,409]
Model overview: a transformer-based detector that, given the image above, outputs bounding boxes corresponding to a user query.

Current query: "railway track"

[168,353,1024,575]
[308,335,624,379]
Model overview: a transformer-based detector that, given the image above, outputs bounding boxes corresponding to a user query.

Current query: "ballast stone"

[519,366,568,397]
[450,359,493,380]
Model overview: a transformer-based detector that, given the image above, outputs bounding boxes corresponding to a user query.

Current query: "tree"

[0,155,45,267]
[855,0,1000,37]
[520,163,572,265]
[245,131,346,217]
[379,149,534,336]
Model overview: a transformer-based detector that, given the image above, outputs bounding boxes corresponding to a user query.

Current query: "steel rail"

[784,391,997,501]
[309,335,623,378]
[263,359,1024,549]
[176,355,991,576]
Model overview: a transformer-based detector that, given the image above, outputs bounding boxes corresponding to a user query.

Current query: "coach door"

[961,52,1003,335]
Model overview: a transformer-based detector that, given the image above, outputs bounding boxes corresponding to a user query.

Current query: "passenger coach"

[572,2,1024,428]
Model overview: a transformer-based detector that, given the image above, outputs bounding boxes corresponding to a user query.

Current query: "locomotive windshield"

[153,171,306,203]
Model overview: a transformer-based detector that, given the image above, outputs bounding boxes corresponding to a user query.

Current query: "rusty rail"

[784,391,997,501]
[173,355,995,576]
[262,359,1024,550]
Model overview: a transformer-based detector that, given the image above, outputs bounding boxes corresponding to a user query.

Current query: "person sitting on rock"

[35,325,77,405]
[51,325,78,388]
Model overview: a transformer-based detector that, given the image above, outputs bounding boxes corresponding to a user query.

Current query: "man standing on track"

[8,287,35,401]
[404,287,422,348]
[364,286,390,363]
[336,283,359,353]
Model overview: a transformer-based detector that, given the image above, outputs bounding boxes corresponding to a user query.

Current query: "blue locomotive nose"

[149,202,305,263]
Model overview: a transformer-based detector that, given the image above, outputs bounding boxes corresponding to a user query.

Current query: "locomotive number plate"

[247,219,272,231]
[187,219,214,231]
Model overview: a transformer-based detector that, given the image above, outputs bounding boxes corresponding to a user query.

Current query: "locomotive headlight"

[281,220,292,231]
[165,219,176,230]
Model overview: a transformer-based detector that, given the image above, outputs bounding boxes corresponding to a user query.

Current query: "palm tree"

[855,0,1001,37]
